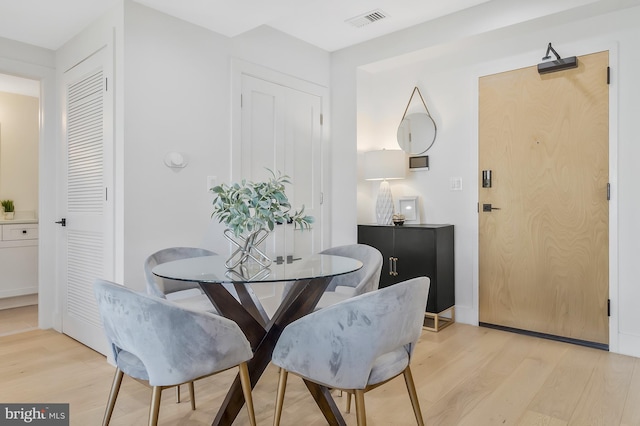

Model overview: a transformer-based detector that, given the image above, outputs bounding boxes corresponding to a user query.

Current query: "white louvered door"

[60,48,113,355]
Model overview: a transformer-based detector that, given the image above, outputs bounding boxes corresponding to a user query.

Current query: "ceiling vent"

[346,9,388,28]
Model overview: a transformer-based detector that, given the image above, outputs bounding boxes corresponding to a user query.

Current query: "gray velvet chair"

[144,247,222,403]
[93,279,256,426]
[300,244,383,310]
[144,247,217,312]
[272,276,430,426]
[319,244,383,303]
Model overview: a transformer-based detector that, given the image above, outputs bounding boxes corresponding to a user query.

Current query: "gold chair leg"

[403,367,425,426]
[355,389,367,426]
[238,362,256,426]
[188,381,196,411]
[102,368,124,426]
[346,392,352,413]
[273,368,288,426]
[176,385,181,403]
[149,386,163,426]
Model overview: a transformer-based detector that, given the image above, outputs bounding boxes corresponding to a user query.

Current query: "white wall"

[332,0,640,356]
[357,64,477,318]
[0,91,39,213]
[123,1,232,289]
[122,2,331,290]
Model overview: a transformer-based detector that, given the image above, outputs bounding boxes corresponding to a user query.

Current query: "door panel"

[240,78,284,261]
[394,227,435,284]
[479,51,609,345]
[240,75,322,260]
[240,74,323,310]
[357,226,394,287]
[60,48,113,355]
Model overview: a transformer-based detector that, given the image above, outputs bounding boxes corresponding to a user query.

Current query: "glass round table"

[153,253,362,426]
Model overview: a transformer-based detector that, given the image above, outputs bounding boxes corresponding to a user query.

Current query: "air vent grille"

[346,9,388,28]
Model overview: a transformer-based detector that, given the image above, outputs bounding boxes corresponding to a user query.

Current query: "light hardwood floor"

[2,323,640,425]
[0,304,38,336]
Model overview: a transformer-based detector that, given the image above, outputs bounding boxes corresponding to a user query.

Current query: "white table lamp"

[364,149,406,225]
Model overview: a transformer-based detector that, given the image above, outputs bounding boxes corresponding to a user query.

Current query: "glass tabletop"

[152,253,363,284]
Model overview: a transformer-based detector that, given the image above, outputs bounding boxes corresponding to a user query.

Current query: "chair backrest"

[93,279,253,387]
[272,276,430,389]
[319,244,383,296]
[144,247,215,298]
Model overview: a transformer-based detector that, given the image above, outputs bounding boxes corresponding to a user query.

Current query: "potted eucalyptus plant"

[1,199,15,220]
[211,170,313,268]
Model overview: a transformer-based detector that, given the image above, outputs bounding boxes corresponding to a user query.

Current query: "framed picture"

[398,196,418,222]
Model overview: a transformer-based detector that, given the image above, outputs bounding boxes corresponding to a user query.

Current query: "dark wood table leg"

[304,381,347,426]
[202,277,347,426]
[200,283,265,348]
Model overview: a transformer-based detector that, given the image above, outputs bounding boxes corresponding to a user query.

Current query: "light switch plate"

[450,177,463,191]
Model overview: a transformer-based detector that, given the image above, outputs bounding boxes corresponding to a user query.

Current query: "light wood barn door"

[478,51,609,346]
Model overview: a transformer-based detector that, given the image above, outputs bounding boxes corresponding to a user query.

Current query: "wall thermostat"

[409,155,429,171]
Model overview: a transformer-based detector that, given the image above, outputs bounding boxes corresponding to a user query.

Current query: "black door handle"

[55,218,66,227]
[482,204,501,212]
[275,255,302,265]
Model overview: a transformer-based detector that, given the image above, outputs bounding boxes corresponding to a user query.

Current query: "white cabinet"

[0,223,38,298]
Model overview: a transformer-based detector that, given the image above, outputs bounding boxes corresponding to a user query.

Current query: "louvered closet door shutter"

[68,70,104,215]
[61,48,113,355]
[67,69,104,323]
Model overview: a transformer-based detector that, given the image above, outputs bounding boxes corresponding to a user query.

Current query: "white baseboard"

[453,305,478,326]
[617,332,640,358]
[0,294,37,310]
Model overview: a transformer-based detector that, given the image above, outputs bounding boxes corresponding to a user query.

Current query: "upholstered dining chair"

[318,244,383,308]
[144,247,223,403]
[288,244,382,310]
[93,279,256,426]
[272,276,430,426]
[144,247,217,312]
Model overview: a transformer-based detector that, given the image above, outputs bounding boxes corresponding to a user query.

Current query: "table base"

[201,276,347,426]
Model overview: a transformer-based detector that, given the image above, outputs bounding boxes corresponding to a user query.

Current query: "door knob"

[55,218,67,226]
[482,204,501,212]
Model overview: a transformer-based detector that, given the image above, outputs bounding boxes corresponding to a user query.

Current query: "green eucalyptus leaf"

[210,168,314,236]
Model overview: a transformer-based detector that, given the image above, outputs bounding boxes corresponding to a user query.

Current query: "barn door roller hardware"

[537,42,578,74]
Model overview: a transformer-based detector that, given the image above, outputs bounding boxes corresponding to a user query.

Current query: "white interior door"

[59,47,114,355]
[238,73,323,312]
[240,74,323,259]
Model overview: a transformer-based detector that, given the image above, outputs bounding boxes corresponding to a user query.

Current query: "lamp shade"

[364,149,406,181]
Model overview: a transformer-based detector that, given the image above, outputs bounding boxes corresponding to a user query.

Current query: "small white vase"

[3,211,14,220]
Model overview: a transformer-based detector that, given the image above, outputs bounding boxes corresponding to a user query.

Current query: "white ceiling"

[0,0,492,52]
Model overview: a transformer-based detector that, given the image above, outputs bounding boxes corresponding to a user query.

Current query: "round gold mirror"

[397,112,437,155]
[396,87,437,155]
